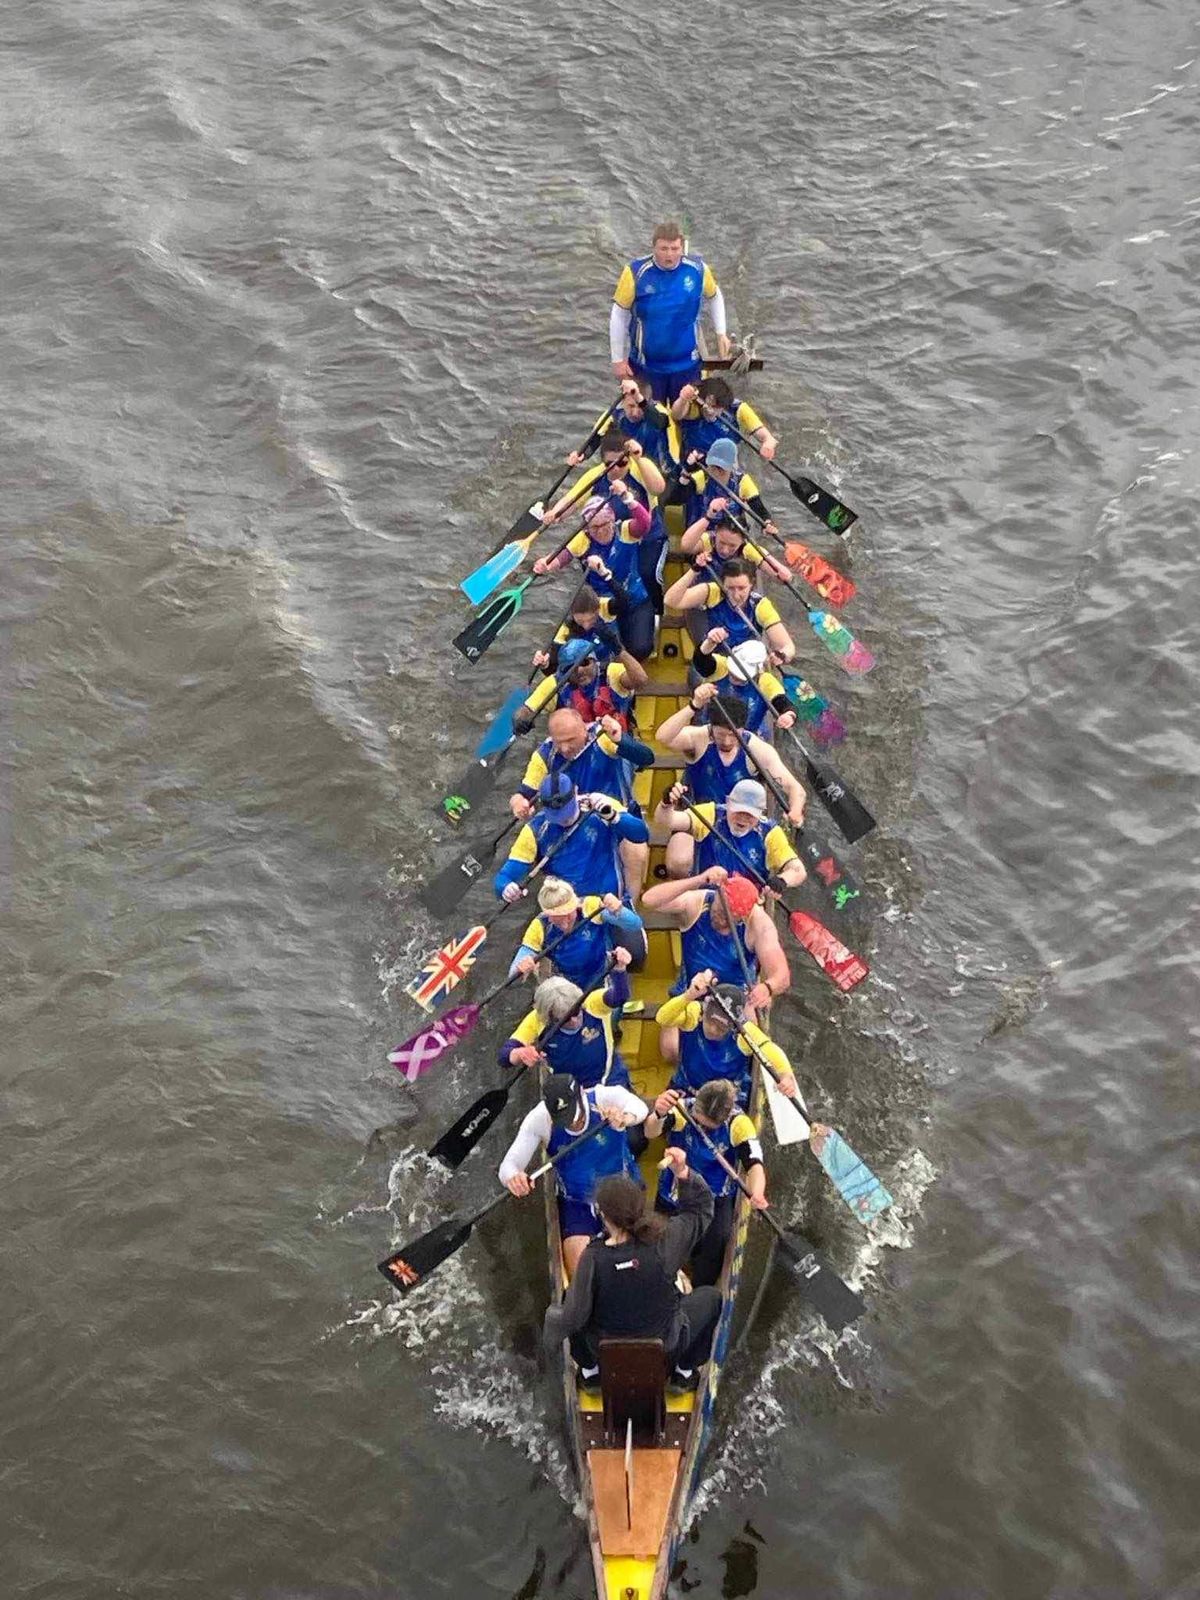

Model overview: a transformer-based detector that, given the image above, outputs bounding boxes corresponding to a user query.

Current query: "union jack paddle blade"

[788,911,869,993]
[405,925,488,1012]
[388,1003,481,1080]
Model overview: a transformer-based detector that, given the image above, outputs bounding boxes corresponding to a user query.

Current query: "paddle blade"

[440,751,511,829]
[406,925,488,1011]
[763,1072,810,1147]
[505,500,545,541]
[378,1217,474,1296]
[810,1125,893,1226]
[778,1234,866,1333]
[783,542,856,608]
[808,610,875,675]
[789,741,875,844]
[475,686,528,760]
[788,911,869,993]
[428,1084,512,1169]
[453,583,530,665]
[388,1004,481,1080]
[786,474,858,539]
[781,673,846,748]
[460,542,526,607]
[796,830,862,914]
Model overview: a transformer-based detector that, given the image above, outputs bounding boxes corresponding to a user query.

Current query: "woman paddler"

[500,961,634,1090]
[508,876,646,989]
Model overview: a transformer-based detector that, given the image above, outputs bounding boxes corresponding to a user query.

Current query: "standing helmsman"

[610,222,732,403]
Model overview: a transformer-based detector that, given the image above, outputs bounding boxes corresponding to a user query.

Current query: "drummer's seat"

[598,1337,667,1446]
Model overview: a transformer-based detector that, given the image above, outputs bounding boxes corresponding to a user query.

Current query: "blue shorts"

[631,362,703,405]
[558,1196,605,1241]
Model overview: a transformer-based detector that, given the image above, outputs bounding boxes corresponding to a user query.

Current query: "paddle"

[716,408,857,538]
[428,955,615,1168]
[499,401,621,545]
[473,641,600,767]
[453,518,592,665]
[723,611,876,845]
[406,815,585,1009]
[703,986,891,1225]
[713,494,856,608]
[391,909,608,1082]
[777,668,846,748]
[672,1101,865,1334]
[420,814,521,918]
[718,495,873,674]
[704,696,860,917]
[678,796,869,992]
[377,1118,610,1296]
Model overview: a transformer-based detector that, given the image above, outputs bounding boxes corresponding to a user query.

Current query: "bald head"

[547,707,589,760]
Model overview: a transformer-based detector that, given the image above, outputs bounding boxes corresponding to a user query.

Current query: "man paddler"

[654,969,799,1105]
[670,374,778,464]
[654,682,807,822]
[610,221,732,403]
[654,777,807,891]
[495,773,649,904]
[509,708,653,819]
[514,637,645,735]
[500,1072,648,1278]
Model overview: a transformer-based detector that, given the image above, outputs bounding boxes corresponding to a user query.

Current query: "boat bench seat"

[599,1338,667,1447]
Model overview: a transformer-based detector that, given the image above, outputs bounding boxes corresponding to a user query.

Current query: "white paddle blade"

[764,1072,810,1146]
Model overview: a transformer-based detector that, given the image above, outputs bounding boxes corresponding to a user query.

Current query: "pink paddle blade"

[389,1004,481,1080]
[788,911,870,993]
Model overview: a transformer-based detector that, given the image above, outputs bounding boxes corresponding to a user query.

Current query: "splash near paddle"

[788,911,869,992]
[389,1004,480,1080]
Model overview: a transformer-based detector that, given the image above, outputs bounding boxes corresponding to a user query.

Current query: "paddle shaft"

[674,1101,797,1257]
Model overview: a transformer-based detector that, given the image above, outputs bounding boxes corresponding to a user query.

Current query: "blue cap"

[537,771,580,823]
[705,437,738,472]
[558,639,594,672]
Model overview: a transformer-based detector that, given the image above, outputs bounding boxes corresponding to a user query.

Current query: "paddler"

[509,708,654,819]
[691,636,797,738]
[531,585,623,675]
[645,1078,768,1290]
[495,773,649,904]
[654,777,807,890]
[610,221,732,402]
[532,490,657,661]
[508,877,647,987]
[541,1158,721,1393]
[500,1072,648,1278]
[514,637,645,735]
[654,682,807,820]
[568,376,677,475]
[654,969,798,1105]
[639,869,790,1064]
[663,557,796,667]
[499,961,634,1090]
[670,374,778,464]
[678,435,779,533]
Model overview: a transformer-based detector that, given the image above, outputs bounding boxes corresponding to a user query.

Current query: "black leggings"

[569,1286,721,1372]
[688,1194,735,1289]
[616,597,658,661]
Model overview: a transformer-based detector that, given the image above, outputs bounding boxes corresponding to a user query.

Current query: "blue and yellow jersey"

[522,660,636,723]
[596,402,679,471]
[678,398,765,464]
[548,1089,641,1200]
[614,255,718,374]
[495,806,649,900]
[703,659,788,737]
[689,465,762,510]
[701,583,781,646]
[511,987,625,1090]
[656,993,790,1097]
[686,800,798,881]
[656,1104,762,1204]
[516,895,610,989]
[677,890,757,988]
[559,456,661,517]
[566,523,648,609]
[693,529,768,577]
[518,722,626,801]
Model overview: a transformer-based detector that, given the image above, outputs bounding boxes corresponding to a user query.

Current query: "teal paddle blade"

[475,685,528,759]
[812,1127,892,1224]
[460,541,525,607]
[452,579,533,665]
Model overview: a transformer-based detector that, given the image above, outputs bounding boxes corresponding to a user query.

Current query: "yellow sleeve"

[743,540,766,568]
[512,1008,541,1046]
[562,464,605,509]
[581,894,605,922]
[595,409,615,438]
[655,994,702,1030]
[520,747,551,792]
[705,582,722,609]
[613,264,636,309]
[729,1111,759,1146]
[740,471,761,500]
[689,802,716,841]
[598,730,621,758]
[584,989,612,1022]
[663,408,682,465]
[631,459,659,506]
[702,264,718,297]
[765,825,799,874]
[606,661,631,695]
[567,531,590,558]
[508,824,540,867]
[519,915,546,955]
[553,622,570,645]
[759,668,785,700]
[669,1107,688,1134]
[735,401,764,435]
[753,597,782,629]
[739,1023,791,1080]
[523,675,558,717]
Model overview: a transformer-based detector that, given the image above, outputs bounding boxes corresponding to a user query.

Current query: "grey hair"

[534,975,584,1029]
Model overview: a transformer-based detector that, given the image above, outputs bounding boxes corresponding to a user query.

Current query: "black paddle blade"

[787,473,858,539]
[377,1216,474,1295]
[506,504,542,541]
[438,751,510,829]
[792,741,876,846]
[453,584,529,665]
[428,1085,511,1169]
[778,1234,866,1333]
[797,827,863,914]
[420,843,492,917]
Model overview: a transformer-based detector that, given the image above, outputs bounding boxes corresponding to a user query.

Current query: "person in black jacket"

[542,1149,719,1392]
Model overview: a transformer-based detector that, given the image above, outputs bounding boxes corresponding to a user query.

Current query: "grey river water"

[3,0,1199,1596]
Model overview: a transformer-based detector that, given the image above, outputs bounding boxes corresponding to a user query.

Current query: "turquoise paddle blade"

[812,1127,892,1224]
[460,541,525,606]
[475,685,528,759]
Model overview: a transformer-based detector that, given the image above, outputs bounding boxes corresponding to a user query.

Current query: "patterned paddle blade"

[796,829,862,913]
[439,750,512,829]
[808,611,876,675]
[777,1233,866,1332]
[788,911,870,993]
[405,926,488,1011]
[783,542,856,607]
[785,475,858,539]
[780,672,846,748]
[810,1125,893,1225]
[388,1004,481,1080]
[378,1217,474,1295]
[452,580,533,665]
